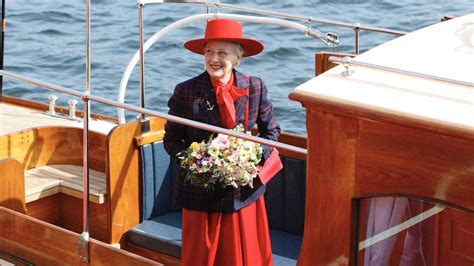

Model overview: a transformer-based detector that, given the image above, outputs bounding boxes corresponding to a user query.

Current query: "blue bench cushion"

[270,230,303,266]
[140,142,180,220]
[128,212,182,258]
[127,212,302,265]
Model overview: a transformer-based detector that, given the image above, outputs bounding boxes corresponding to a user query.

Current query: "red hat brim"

[184,37,264,57]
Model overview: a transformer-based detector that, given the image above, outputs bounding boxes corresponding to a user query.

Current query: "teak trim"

[0,207,158,265]
[106,117,167,244]
[0,158,26,214]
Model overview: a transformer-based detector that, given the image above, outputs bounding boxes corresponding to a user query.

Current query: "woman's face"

[204,41,241,83]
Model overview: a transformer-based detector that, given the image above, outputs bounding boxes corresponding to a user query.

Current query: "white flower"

[178,124,263,189]
[207,145,220,158]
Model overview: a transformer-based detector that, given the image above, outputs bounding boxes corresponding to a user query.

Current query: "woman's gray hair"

[233,43,244,58]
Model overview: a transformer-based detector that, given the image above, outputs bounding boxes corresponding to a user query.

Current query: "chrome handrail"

[139,0,407,36]
[92,94,307,155]
[329,56,474,88]
[139,0,407,55]
[209,1,408,55]
[0,69,308,156]
[0,70,83,97]
[214,2,408,37]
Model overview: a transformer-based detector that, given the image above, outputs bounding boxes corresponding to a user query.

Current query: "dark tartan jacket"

[163,69,280,212]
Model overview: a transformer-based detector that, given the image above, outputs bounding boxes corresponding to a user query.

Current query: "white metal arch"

[117,12,333,123]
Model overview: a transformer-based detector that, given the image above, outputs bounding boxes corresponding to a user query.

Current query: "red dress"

[181,73,274,266]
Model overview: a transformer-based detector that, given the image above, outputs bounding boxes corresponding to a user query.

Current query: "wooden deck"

[0,99,114,244]
[0,102,116,136]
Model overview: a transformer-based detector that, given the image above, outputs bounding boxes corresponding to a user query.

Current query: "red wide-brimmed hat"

[184,19,264,57]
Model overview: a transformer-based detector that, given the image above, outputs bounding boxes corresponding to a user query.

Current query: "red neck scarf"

[210,72,247,129]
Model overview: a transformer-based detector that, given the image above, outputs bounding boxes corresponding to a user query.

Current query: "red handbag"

[257,148,283,185]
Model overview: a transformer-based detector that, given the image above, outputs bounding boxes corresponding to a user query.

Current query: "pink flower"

[211,134,229,150]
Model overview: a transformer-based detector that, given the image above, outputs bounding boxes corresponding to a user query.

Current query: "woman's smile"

[210,63,222,69]
[204,41,240,83]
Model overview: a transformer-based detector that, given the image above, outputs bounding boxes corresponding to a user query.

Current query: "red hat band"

[184,19,264,57]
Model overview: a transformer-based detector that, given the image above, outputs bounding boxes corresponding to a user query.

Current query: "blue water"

[3,0,473,135]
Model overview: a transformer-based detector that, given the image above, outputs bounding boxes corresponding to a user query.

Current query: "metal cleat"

[46,95,58,115]
[68,99,78,120]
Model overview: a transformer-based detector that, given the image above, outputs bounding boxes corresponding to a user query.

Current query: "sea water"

[3,0,473,134]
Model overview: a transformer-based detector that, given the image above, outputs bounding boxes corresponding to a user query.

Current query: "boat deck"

[293,14,474,135]
[0,102,116,136]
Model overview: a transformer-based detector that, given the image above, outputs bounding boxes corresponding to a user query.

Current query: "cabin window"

[354,196,474,265]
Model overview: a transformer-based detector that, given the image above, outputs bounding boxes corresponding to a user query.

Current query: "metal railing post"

[1,0,5,100]
[138,3,146,120]
[79,92,91,263]
[85,0,90,96]
[78,0,91,262]
[82,93,90,236]
[353,23,360,55]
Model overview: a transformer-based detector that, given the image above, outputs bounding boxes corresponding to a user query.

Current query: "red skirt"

[182,197,273,266]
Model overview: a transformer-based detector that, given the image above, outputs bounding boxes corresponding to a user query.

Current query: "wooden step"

[25,165,107,204]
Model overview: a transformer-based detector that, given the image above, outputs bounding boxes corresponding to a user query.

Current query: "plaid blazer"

[163,69,280,212]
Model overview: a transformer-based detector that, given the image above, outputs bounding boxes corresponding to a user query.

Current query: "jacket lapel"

[197,72,222,127]
[234,70,250,128]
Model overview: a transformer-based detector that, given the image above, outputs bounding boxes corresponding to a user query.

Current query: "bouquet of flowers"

[177,125,263,189]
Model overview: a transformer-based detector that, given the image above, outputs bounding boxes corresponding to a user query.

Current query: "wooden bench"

[126,141,306,265]
[25,165,107,204]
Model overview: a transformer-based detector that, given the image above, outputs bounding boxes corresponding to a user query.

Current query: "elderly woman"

[163,18,280,266]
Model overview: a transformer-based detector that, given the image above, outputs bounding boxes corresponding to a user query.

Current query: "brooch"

[205,100,215,111]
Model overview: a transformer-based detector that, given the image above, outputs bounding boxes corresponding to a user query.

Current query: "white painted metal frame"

[118,12,337,123]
